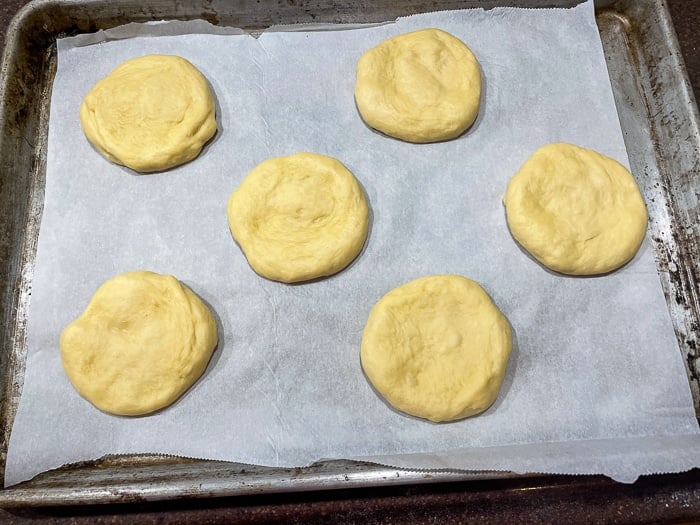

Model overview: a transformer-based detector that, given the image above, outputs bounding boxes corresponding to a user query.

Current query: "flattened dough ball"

[80,54,217,172]
[361,275,512,422]
[504,143,648,275]
[355,28,481,143]
[60,271,218,416]
[227,152,369,283]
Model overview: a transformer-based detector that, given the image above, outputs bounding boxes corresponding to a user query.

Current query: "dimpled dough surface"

[504,143,648,275]
[361,275,512,423]
[60,271,218,416]
[80,54,217,172]
[354,28,481,143]
[227,152,369,283]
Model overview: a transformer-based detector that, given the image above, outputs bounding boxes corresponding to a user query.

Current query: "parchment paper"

[6,1,700,486]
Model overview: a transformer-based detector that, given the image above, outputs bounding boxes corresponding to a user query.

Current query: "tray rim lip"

[1,0,699,507]
[0,457,532,508]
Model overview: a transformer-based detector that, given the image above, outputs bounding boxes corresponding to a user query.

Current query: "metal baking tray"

[0,0,698,507]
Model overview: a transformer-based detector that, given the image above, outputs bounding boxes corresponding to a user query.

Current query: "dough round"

[60,271,218,416]
[504,143,648,275]
[354,28,481,143]
[80,54,217,172]
[361,275,512,422]
[227,152,369,283]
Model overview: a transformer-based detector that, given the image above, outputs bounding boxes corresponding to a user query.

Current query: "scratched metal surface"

[0,0,697,507]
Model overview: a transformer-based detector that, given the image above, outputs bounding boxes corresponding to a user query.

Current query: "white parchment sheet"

[6,1,700,486]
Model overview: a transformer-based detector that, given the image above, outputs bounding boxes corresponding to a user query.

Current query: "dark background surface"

[0,0,698,522]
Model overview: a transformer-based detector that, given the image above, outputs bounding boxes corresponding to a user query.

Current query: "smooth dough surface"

[504,143,648,275]
[80,54,217,172]
[354,28,481,143]
[60,271,218,416]
[361,275,512,422]
[227,152,369,283]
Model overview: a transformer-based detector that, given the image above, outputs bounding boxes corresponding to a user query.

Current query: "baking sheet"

[5,1,700,487]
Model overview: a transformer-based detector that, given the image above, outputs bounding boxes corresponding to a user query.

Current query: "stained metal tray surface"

[0,0,698,508]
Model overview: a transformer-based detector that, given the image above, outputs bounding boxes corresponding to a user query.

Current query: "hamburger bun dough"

[60,271,218,416]
[80,54,217,172]
[227,152,369,283]
[504,143,648,275]
[361,275,512,422]
[354,28,481,143]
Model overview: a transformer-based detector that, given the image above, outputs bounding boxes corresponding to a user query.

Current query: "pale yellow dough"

[80,54,217,172]
[227,152,369,283]
[504,143,648,275]
[60,271,218,416]
[354,28,481,143]
[361,275,512,422]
